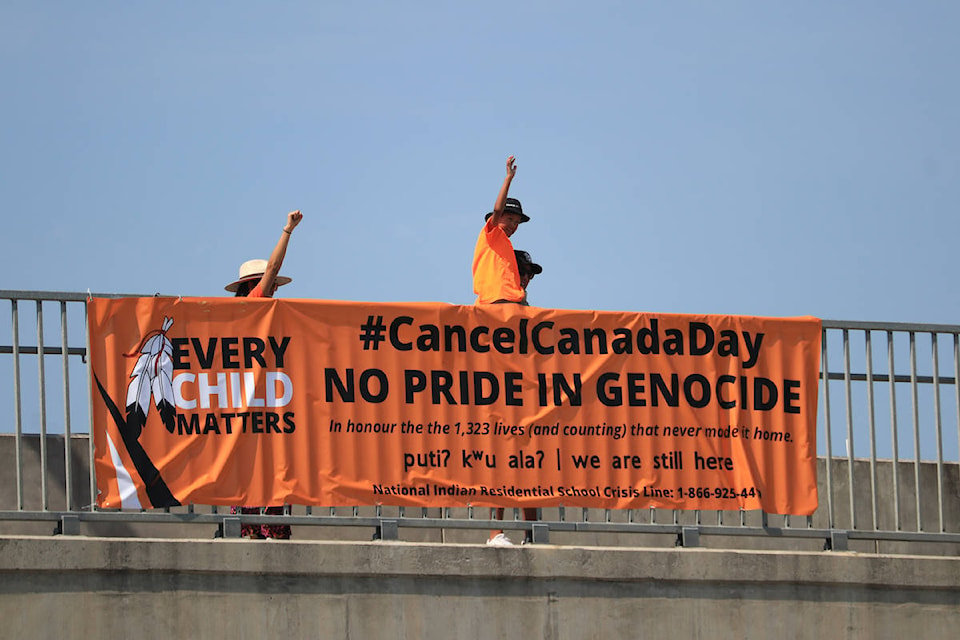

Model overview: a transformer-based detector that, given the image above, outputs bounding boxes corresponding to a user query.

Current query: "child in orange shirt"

[472,156,529,304]
[472,157,543,545]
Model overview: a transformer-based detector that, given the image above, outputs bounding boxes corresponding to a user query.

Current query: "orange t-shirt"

[472,218,524,304]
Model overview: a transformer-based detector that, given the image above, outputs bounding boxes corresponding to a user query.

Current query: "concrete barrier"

[1,535,958,639]
[3,434,960,638]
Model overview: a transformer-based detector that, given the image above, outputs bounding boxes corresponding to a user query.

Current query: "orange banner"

[88,297,821,514]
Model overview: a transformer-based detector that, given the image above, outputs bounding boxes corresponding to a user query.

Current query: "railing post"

[55,514,81,536]
[12,299,24,511]
[825,530,848,552]
[677,526,700,548]
[60,300,74,511]
[219,517,242,539]
[377,519,399,541]
[36,300,49,511]
[530,522,550,544]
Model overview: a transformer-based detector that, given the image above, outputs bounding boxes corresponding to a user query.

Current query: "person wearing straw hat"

[224,210,302,298]
[225,209,302,539]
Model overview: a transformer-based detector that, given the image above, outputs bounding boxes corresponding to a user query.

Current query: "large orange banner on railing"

[88,297,821,514]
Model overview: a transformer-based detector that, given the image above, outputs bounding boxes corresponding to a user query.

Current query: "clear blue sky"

[2,1,958,321]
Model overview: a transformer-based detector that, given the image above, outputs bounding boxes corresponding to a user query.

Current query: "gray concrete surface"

[3,433,960,639]
[1,535,958,640]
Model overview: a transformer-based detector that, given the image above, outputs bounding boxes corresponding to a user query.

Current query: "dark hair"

[234,281,253,298]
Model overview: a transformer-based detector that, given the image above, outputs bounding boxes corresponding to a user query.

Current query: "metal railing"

[1,290,958,551]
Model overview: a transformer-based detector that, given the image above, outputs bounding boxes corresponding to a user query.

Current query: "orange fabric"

[235,281,289,538]
[89,297,821,515]
[472,219,524,303]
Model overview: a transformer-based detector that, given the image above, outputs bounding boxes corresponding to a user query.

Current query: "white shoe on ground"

[486,533,514,546]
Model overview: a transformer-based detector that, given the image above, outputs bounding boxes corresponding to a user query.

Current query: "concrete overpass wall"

[1,536,958,640]
[2,435,960,638]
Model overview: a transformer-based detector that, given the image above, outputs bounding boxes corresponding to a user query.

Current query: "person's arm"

[488,156,516,226]
[258,210,303,293]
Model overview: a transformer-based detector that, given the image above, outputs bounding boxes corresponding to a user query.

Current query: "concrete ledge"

[2,535,958,591]
[3,536,960,639]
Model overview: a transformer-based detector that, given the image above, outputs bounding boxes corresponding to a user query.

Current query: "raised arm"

[258,210,303,293]
[489,156,517,225]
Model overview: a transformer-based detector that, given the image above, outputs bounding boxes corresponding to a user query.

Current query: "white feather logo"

[125,316,177,434]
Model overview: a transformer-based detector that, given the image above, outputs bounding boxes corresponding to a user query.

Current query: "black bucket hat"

[515,250,543,275]
[484,198,530,223]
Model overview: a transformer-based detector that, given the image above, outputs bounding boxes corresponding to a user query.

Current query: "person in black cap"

[487,249,544,546]
[472,156,530,304]
[514,249,543,306]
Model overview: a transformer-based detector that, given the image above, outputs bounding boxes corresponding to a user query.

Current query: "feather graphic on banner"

[95,375,180,508]
[125,316,177,434]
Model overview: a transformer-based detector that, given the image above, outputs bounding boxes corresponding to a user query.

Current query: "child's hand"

[506,156,517,178]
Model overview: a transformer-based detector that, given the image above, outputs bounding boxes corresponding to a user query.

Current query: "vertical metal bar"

[842,329,856,529]
[36,300,49,510]
[955,335,960,490]
[12,300,24,511]
[86,298,97,511]
[909,332,922,531]
[887,331,901,530]
[60,301,73,511]
[821,327,835,528]
[864,330,878,530]
[930,333,944,532]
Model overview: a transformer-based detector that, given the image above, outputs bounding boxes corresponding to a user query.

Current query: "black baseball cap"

[515,250,543,275]
[484,198,530,223]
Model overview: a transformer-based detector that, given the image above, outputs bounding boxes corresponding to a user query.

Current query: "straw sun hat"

[224,259,292,293]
